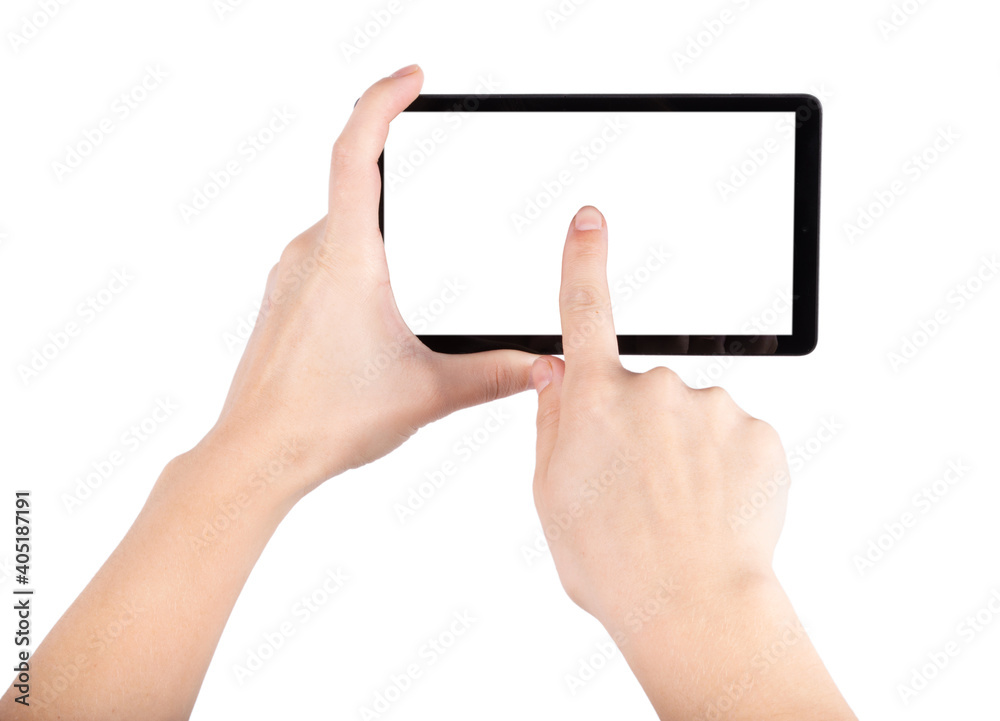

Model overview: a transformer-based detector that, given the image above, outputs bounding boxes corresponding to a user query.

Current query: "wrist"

[599,569,810,718]
[597,565,784,652]
[599,568,855,720]
[200,408,358,493]
[166,427,312,520]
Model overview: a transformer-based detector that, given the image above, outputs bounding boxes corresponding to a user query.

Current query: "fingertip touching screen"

[380,95,821,356]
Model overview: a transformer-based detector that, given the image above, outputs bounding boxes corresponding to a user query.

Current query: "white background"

[385,111,795,335]
[1,0,998,719]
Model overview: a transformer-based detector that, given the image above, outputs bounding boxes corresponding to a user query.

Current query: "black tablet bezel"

[378,94,822,356]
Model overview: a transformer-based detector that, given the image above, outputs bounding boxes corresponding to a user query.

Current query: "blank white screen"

[384,110,796,336]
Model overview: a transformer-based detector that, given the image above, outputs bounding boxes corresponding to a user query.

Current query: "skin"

[3,65,856,720]
[532,206,857,720]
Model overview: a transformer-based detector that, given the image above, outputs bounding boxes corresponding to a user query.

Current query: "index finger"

[558,206,621,372]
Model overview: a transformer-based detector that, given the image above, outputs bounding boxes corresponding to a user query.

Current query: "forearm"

[2,436,304,720]
[606,572,856,721]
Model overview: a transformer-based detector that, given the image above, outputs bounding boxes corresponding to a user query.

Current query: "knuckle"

[647,366,685,390]
[536,400,561,430]
[570,396,602,423]
[278,235,311,266]
[560,577,585,609]
[569,382,618,423]
[641,367,689,401]
[484,359,520,402]
[562,282,607,313]
[700,385,733,406]
[747,418,783,451]
[260,264,280,317]
[330,139,355,172]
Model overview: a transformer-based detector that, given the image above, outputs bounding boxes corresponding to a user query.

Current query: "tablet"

[379,94,821,356]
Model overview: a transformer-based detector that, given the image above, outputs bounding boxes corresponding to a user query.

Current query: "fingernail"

[574,206,603,231]
[532,359,553,394]
[390,64,421,78]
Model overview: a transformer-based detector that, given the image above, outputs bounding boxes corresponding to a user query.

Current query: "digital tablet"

[379,94,821,356]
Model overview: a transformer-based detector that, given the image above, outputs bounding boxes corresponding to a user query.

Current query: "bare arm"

[2,65,535,720]
[4,443,297,719]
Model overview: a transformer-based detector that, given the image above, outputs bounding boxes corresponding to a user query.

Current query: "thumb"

[533,356,566,475]
[432,349,536,415]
